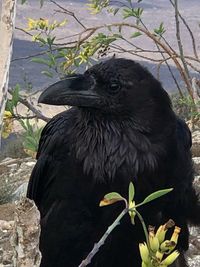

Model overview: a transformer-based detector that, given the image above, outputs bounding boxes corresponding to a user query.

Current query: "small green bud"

[156,250,164,262]
[129,201,136,224]
[139,243,150,264]
[161,250,180,266]
[141,261,148,267]
[155,225,167,244]
[149,234,159,253]
[160,240,176,253]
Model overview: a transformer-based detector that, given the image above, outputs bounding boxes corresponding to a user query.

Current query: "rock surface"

[0,157,36,204]
[192,131,200,158]
[0,198,41,267]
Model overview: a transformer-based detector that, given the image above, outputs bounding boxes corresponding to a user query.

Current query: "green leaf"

[34,36,47,45]
[25,136,38,148]
[41,70,54,78]
[112,33,122,39]
[47,36,56,46]
[104,192,124,201]
[128,182,135,203]
[99,192,125,207]
[21,0,27,4]
[5,100,14,114]
[142,189,173,205]
[19,119,28,131]
[123,8,132,19]
[154,22,166,36]
[12,84,20,107]
[131,31,142,38]
[31,57,51,66]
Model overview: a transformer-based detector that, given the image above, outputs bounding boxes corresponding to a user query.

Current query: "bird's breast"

[70,117,164,181]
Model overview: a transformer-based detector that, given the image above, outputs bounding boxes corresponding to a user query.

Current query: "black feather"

[27,58,199,267]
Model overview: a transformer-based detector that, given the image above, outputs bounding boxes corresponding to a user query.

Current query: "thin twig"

[12,50,47,61]
[15,26,33,37]
[109,44,165,62]
[76,23,193,97]
[155,42,183,97]
[186,60,200,74]
[12,114,37,120]
[50,0,86,29]
[170,0,199,60]
[173,0,192,96]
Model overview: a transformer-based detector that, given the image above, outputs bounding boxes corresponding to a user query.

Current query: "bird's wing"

[176,117,192,150]
[27,109,74,210]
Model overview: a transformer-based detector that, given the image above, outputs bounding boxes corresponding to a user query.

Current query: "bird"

[27,58,200,267]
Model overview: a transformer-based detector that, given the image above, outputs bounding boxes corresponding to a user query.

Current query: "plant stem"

[134,209,150,249]
[78,208,128,267]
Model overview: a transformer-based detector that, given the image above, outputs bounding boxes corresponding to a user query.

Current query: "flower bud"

[160,240,176,253]
[129,201,136,225]
[141,261,148,267]
[155,250,164,262]
[139,243,150,264]
[155,225,167,244]
[149,234,159,253]
[161,250,180,265]
[170,226,181,244]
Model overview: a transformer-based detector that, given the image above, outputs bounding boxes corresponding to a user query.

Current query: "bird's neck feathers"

[71,108,169,181]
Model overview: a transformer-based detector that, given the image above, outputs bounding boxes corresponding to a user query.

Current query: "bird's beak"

[38,74,101,107]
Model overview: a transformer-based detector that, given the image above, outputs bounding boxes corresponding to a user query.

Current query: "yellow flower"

[38,18,49,30]
[27,18,37,30]
[2,113,14,139]
[4,111,12,118]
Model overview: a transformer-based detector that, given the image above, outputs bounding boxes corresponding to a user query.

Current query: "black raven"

[27,58,200,267]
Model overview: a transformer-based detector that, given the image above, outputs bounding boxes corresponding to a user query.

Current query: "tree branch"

[170,0,199,60]
[173,0,192,95]
[8,89,50,122]
[50,0,86,29]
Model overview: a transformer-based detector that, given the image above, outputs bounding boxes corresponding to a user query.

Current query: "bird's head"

[39,58,172,124]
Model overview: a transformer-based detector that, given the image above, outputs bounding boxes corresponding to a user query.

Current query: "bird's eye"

[109,83,121,94]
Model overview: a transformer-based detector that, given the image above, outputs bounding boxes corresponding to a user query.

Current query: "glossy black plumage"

[27,58,200,267]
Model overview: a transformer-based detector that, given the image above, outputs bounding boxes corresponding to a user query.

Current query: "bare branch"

[185,60,200,74]
[50,0,86,29]
[12,51,47,62]
[109,44,164,62]
[170,0,199,60]
[8,89,50,122]
[18,97,50,122]
[70,23,193,97]
[15,26,33,37]
[173,0,192,95]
